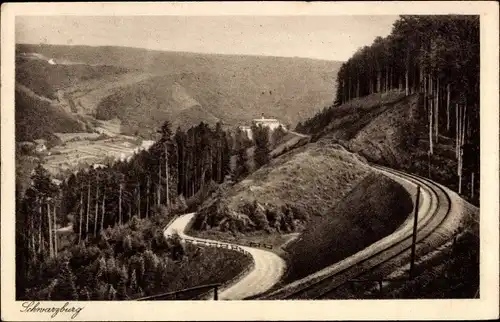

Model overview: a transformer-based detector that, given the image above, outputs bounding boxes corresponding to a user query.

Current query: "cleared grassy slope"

[192,140,374,236]
[283,172,413,282]
[228,140,372,217]
[15,54,141,141]
[306,91,476,206]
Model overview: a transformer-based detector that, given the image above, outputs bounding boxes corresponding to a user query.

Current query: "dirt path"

[164,213,286,300]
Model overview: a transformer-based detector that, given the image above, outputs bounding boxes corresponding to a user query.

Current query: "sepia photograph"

[1,1,498,321]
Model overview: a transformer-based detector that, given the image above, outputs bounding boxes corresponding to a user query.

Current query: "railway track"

[257,165,452,300]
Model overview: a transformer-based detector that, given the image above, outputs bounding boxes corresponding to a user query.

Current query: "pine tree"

[252,124,270,168]
[78,185,83,244]
[52,262,79,300]
[85,182,90,241]
[234,128,250,179]
[130,269,138,291]
[271,125,287,145]
[117,265,128,300]
[96,256,106,282]
[79,286,91,300]
[298,15,479,200]
[108,284,117,300]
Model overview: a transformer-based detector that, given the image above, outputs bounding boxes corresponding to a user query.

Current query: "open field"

[53,132,102,143]
[43,135,146,175]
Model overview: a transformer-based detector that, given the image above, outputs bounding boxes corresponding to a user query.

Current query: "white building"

[239,114,285,141]
[252,114,283,132]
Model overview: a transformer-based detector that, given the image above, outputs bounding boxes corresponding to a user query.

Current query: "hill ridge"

[16,43,343,64]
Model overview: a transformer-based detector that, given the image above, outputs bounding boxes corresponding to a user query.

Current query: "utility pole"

[409,185,421,279]
[53,204,58,257]
[213,285,218,300]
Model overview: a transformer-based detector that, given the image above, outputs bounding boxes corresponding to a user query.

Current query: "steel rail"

[257,165,451,300]
[312,166,453,299]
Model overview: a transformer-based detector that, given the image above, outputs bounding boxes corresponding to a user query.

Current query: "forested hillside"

[16,44,341,136]
[296,15,479,204]
[15,85,84,142]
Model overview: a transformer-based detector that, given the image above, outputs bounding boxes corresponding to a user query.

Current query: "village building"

[33,139,47,153]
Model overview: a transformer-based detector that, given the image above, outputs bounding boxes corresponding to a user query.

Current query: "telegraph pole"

[409,185,421,279]
[213,285,219,300]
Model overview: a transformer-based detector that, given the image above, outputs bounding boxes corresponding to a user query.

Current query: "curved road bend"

[164,213,286,300]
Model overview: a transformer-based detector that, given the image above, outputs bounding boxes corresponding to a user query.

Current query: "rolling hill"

[15,84,84,142]
[16,43,342,139]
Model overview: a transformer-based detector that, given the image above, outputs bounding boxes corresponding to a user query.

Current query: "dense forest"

[15,120,272,299]
[296,15,479,199]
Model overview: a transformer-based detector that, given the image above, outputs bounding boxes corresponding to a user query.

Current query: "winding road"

[164,213,286,300]
[163,164,466,300]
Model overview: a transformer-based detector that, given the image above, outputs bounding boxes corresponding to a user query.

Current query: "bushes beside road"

[19,211,252,300]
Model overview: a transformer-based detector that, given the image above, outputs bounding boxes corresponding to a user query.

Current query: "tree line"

[297,15,479,198]
[16,119,276,297]
[16,121,232,291]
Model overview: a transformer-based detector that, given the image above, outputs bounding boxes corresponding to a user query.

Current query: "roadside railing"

[192,253,256,300]
[247,241,274,249]
[171,237,256,300]
[161,213,282,300]
[134,283,222,301]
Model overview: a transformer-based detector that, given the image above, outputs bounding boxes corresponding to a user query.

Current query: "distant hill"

[15,84,84,142]
[16,44,341,137]
[16,54,131,100]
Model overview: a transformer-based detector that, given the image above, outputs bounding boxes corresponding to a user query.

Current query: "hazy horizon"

[16,41,350,63]
[16,15,399,62]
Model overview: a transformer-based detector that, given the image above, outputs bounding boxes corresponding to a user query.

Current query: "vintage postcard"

[1,1,499,321]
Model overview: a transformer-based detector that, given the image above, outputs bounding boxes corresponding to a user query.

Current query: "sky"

[16,15,399,61]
